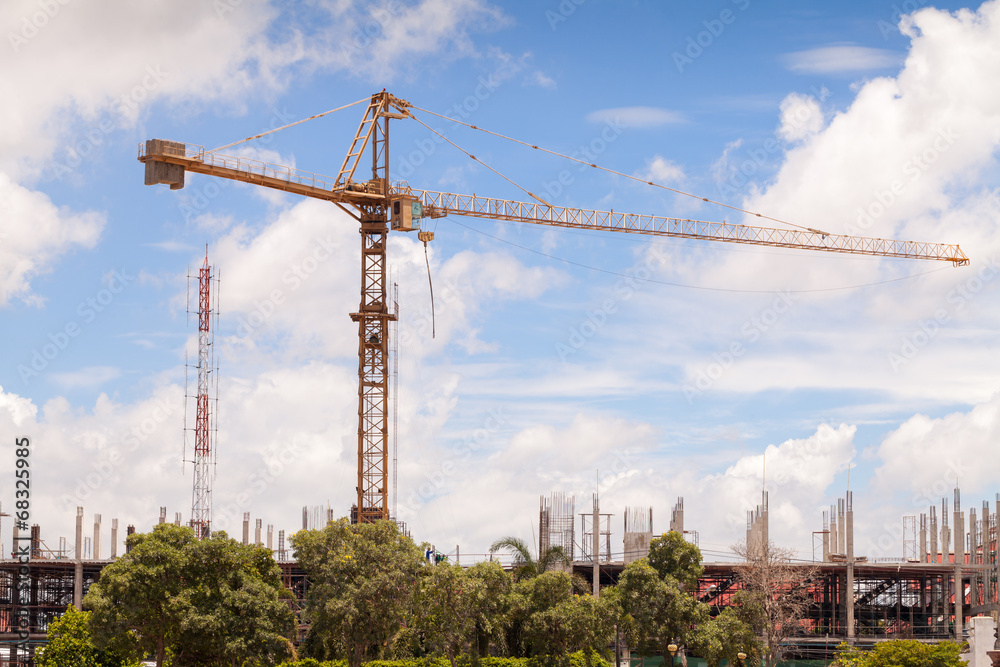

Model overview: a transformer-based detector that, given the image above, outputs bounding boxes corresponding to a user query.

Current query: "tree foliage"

[465,561,515,658]
[690,608,760,667]
[616,559,708,660]
[293,519,426,667]
[834,640,967,667]
[647,531,704,592]
[415,562,478,667]
[489,537,571,582]
[85,523,295,667]
[36,605,141,667]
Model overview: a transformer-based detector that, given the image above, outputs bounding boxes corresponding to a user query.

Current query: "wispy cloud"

[586,106,684,128]
[51,366,122,389]
[784,44,903,74]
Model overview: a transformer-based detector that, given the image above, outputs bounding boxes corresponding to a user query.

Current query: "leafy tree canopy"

[293,519,426,667]
[835,640,967,667]
[85,523,294,667]
[647,531,704,591]
[36,605,141,667]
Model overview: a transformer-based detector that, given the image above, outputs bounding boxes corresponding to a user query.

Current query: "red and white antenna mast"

[188,250,218,539]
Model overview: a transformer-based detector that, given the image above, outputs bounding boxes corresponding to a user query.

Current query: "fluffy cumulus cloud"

[663,1,1000,409]
[0,173,104,306]
[872,392,1000,507]
[777,92,825,142]
[0,0,504,305]
[638,156,685,184]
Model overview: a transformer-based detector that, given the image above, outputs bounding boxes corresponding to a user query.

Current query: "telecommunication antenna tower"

[186,252,218,538]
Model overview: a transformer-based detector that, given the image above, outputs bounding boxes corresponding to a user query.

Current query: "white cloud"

[586,106,684,129]
[0,0,505,305]
[872,392,1000,505]
[0,172,104,306]
[784,44,904,74]
[529,70,557,89]
[51,366,122,389]
[777,92,825,142]
[637,156,684,184]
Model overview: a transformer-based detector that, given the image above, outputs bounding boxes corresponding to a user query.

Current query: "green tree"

[86,523,193,667]
[690,608,760,667]
[415,562,476,667]
[525,593,617,663]
[504,570,577,657]
[85,523,295,667]
[489,536,571,581]
[466,561,514,658]
[172,533,296,666]
[293,518,425,667]
[834,640,966,667]
[616,559,708,662]
[35,605,140,667]
[647,531,704,592]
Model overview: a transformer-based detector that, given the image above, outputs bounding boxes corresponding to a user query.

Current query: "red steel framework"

[190,254,215,538]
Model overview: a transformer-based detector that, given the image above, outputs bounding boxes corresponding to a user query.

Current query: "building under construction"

[4,488,1000,665]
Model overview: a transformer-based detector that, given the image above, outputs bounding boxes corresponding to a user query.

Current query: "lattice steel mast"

[190,253,216,537]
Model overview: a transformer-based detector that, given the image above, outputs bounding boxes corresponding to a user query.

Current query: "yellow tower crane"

[139,91,969,525]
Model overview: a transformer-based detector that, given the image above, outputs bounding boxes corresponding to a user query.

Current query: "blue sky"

[2,0,1000,564]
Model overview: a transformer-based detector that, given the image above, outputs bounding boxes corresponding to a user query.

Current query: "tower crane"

[139,91,969,525]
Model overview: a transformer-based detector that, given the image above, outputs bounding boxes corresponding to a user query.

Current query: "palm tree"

[489,536,571,581]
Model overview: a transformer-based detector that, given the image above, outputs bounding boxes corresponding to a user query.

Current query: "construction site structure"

[139,91,969,525]
[539,492,575,563]
[623,506,653,563]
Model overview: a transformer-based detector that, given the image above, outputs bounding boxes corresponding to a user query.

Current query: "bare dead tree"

[732,539,818,667]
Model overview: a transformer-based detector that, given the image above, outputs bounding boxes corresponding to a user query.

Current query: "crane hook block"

[389,196,422,232]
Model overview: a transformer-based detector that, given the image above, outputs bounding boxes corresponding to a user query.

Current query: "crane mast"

[139,91,969,525]
[348,94,394,523]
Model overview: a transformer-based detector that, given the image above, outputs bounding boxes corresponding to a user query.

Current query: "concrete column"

[920,514,927,563]
[267,524,274,551]
[110,519,119,559]
[592,494,600,598]
[822,511,830,562]
[846,492,855,643]
[954,490,964,640]
[93,514,101,561]
[970,508,979,607]
[242,513,250,545]
[74,507,83,608]
[255,518,262,545]
[830,505,839,555]
[158,507,166,525]
[930,507,938,563]
[838,499,846,556]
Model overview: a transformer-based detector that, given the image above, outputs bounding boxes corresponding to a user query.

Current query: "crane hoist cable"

[407,104,826,236]
[422,234,436,338]
[405,113,554,208]
[209,97,369,153]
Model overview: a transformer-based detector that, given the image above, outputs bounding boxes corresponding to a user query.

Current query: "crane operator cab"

[390,195,422,232]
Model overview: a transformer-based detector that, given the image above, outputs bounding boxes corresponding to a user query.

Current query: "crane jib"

[138,141,969,266]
